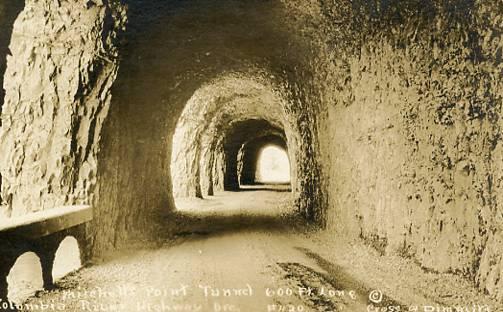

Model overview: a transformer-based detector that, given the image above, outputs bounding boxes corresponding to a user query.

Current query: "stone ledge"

[0,205,92,239]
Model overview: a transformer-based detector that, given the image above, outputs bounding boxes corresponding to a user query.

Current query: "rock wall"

[0,0,25,208]
[0,0,24,118]
[295,0,503,300]
[0,0,125,221]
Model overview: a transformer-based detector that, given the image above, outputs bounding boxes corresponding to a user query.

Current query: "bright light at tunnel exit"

[256,145,291,184]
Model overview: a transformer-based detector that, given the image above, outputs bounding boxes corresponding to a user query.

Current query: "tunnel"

[239,134,291,187]
[0,0,502,310]
[170,76,299,200]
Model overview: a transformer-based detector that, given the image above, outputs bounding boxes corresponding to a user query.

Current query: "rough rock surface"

[0,0,24,118]
[291,0,503,300]
[0,0,125,240]
[0,0,25,209]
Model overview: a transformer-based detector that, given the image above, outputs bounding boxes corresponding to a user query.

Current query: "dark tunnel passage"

[0,0,502,308]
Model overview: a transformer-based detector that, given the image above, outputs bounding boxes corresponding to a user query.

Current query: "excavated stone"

[284,0,503,300]
[0,1,125,219]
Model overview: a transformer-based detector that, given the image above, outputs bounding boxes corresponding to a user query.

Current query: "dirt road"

[21,189,502,312]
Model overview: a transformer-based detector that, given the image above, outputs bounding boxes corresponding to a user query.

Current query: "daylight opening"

[255,145,290,184]
[7,252,44,304]
[52,236,82,282]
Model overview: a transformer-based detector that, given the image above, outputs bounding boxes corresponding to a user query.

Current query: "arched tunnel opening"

[238,135,291,188]
[169,75,301,219]
[221,119,292,192]
[172,117,293,196]
[0,0,502,309]
[170,73,307,223]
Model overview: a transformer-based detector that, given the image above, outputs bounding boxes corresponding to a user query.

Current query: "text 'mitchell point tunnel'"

[0,0,502,310]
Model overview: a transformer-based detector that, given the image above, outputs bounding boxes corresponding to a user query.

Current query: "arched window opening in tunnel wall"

[255,145,291,185]
[7,252,44,305]
[52,236,82,282]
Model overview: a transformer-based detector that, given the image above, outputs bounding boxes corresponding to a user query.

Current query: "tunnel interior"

[0,0,502,305]
[169,74,300,213]
[222,119,291,191]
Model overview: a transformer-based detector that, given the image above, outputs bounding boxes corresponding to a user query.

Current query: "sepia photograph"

[0,0,502,311]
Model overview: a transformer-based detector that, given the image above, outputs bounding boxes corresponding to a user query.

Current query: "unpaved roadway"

[20,189,501,312]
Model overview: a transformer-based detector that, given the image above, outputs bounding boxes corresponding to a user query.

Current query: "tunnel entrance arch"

[238,134,290,188]
[221,119,291,192]
[169,74,299,208]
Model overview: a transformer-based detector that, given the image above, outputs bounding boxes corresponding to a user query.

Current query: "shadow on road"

[168,210,306,238]
[166,189,308,238]
[237,184,292,192]
[294,247,407,310]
